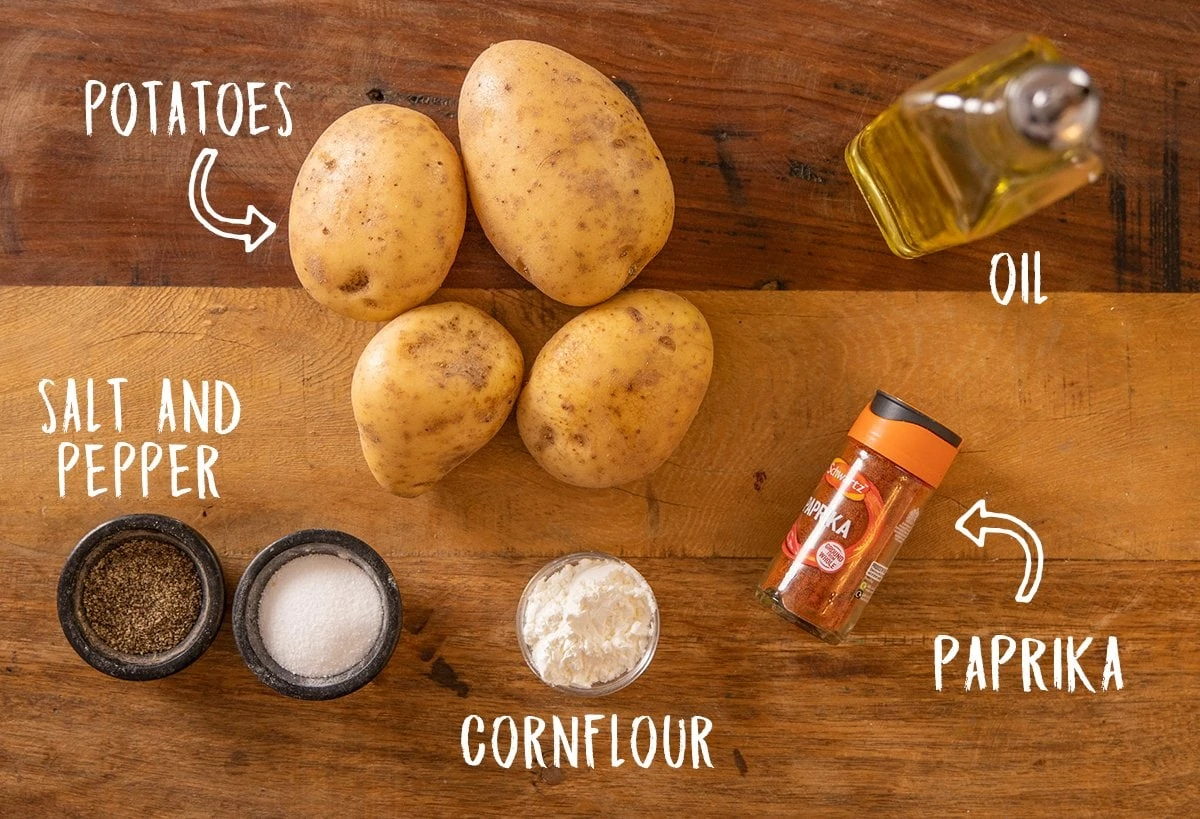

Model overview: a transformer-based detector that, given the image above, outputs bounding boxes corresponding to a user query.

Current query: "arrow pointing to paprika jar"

[955,499,1044,604]
[187,147,276,252]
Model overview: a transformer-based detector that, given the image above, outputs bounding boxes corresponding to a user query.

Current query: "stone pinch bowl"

[232,528,401,701]
[57,513,226,681]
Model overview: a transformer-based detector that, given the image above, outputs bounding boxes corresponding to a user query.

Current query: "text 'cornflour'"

[461,714,715,770]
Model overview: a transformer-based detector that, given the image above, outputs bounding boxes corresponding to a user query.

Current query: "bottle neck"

[901,67,1097,178]
[1006,63,1100,152]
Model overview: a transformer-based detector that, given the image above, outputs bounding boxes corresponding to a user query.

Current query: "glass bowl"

[516,551,659,697]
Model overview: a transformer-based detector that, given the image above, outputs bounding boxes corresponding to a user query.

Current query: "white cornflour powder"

[522,557,657,688]
[257,553,383,678]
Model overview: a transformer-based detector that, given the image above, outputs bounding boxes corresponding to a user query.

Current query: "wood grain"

[1,287,1196,562]
[3,0,1200,810]
[0,1,1196,292]
[2,554,1196,813]
[1,285,1197,811]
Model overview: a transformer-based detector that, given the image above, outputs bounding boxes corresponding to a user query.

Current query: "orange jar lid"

[848,391,962,488]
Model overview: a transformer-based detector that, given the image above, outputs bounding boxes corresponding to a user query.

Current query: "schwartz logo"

[823,458,869,500]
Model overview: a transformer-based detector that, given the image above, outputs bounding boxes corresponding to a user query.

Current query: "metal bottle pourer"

[1006,63,1100,151]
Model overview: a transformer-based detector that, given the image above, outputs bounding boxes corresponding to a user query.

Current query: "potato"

[458,40,674,307]
[352,302,523,497]
[518,290,713,488]
[290,104,466,321]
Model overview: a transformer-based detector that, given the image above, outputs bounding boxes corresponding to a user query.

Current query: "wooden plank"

[1,554,1195,812]
[0,2,1196,292]
[0,286,1196,564]
[3,286,1198,813]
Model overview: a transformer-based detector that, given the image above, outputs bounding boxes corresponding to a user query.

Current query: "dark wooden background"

[1,1,1198,814]
[2,0,1196,292]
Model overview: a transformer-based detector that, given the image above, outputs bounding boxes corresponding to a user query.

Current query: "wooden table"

[2,1,1197,813]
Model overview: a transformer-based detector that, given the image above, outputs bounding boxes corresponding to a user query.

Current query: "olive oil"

[846,34,1102,258]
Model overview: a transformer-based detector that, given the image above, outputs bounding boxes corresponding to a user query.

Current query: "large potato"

[290,104,466,321]
[352,302,523,497]
[518,290,713,488]
[458,40,674,307]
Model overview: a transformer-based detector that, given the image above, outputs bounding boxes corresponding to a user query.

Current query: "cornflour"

[522,558,656,688]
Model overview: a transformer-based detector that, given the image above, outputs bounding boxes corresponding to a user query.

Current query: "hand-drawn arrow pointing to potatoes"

[188,147,276,253]
[955,499,1045,604]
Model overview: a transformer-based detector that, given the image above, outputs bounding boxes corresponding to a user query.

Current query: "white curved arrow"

[188,147,276,252]
[955,499,1044,604]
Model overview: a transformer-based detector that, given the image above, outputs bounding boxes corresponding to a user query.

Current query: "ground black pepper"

[81,538,202,655]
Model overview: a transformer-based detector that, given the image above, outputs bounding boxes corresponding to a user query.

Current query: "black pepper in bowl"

[58,514,225,681]
[81,539,202,655]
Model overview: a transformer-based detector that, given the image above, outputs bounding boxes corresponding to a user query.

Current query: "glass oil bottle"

[845,34,1102,258]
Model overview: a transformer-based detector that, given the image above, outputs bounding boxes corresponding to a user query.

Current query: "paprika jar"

[757,391,961,643]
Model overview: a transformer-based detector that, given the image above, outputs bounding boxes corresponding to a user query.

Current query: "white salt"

[257,552,383,678]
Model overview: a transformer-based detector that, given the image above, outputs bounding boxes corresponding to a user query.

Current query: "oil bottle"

[845,34,1102,258]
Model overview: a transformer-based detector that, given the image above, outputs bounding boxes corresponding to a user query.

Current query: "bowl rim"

[516,550,659,697]
[231,528,401,701]
[56,513,226,681]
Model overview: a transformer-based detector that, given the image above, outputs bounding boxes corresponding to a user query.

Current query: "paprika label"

[781,455,884,573]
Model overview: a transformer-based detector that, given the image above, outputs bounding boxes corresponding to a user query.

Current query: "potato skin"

[352,302,524,497]
[290,104,466,321]
[458,40,675,307]
[518,290,713,488]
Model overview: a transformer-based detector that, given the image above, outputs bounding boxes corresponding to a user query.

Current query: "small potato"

[352,302,523,497]
[458,40,674,307]
[290,104,466,321]
[518,290,713,488]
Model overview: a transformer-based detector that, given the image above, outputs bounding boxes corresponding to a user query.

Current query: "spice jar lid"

[848,391,962,488]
